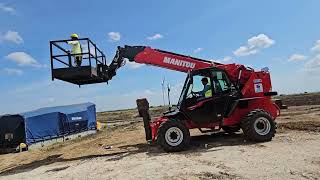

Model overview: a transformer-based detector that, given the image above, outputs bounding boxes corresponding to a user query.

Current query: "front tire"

[241,109,276,142]
[157,119,190,152]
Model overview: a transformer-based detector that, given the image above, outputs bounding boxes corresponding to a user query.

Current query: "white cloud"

[288,54,307,62]
[48,97,56,103]
[211,56,233,64]
[234,46,257,57]
[3,68,23,75]
[147,33,163,40]
[0,3,15,14]
[222,56,232,62]
[144,89,155,95]
[193,48,203,54]
[311,40,320,52]
[247,34,275,48]
[108,32,121,41]
[305,54,320,72]
[5,52,41,67]
[126,60,144,69]
[1,31,23,44]
[234,34,275,57]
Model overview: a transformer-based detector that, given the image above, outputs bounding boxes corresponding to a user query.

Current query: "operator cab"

[50,38,112,85]
[175,67,238,124]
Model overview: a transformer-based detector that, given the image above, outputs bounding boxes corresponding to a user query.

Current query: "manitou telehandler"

[50,38,280,152]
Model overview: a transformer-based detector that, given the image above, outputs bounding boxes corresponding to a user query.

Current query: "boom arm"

[110,45,250,87]
[111,45,220,73]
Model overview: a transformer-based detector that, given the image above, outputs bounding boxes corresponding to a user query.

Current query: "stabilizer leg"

[136,98,152,142]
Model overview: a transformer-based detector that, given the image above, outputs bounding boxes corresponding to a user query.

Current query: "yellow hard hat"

[19,143,27,149]
[70,33,79,38]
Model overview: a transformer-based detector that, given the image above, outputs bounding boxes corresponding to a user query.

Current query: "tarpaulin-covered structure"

[0,103,96,149]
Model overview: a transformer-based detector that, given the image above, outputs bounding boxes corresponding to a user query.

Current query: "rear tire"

[241,109,276,142]
[157,119,190,152]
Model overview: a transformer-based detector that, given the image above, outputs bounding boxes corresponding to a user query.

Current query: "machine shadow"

[0,132,254,176]
[0,152,129,176]
[189,131,250,148]
[117,131,255,156]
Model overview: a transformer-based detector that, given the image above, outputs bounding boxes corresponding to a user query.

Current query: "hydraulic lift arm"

[110,45,219,73]
[109,45,253,89]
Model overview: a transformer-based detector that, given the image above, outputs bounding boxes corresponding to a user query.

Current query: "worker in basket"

[67,33,82,67]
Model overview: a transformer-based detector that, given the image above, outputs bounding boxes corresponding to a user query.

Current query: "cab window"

[193,75,211,92]
[212,71,231,94]
[186,74,212,99]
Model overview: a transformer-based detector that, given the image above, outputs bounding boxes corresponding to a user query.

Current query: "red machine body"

[149,97,280,142]
[116,46,280,143]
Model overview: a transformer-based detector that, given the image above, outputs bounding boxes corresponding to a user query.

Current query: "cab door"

[181,69,232,125]
[210,70,234,121]
[181,70,216,124]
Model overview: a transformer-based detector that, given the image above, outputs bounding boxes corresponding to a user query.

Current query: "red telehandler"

[50,39,280,152]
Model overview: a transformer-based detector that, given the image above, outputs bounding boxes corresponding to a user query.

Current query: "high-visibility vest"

[67,40,82,55]
[205,86,212,98]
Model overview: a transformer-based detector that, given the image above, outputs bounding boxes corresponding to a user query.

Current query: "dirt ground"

[0,93,320,180]
[277,92,320,106]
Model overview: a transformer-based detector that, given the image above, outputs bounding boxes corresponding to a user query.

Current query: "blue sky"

[1,0,320,114]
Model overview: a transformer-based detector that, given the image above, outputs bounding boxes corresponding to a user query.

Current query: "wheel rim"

[165,127,184,146]
[254,117,271,136]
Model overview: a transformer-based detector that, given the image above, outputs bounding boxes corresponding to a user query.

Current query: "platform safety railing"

[50,38,107,80]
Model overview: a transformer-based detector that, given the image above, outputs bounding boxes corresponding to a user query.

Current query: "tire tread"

[157,119,190,152]
[240,109,276,142]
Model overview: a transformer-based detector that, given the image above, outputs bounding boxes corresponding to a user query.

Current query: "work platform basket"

[50,38,110,85]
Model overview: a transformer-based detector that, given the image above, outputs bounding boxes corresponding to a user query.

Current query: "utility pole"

[161,77,166,106]
[167,83,172,111]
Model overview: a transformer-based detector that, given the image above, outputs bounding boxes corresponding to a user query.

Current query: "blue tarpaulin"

[19,102,96,144]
